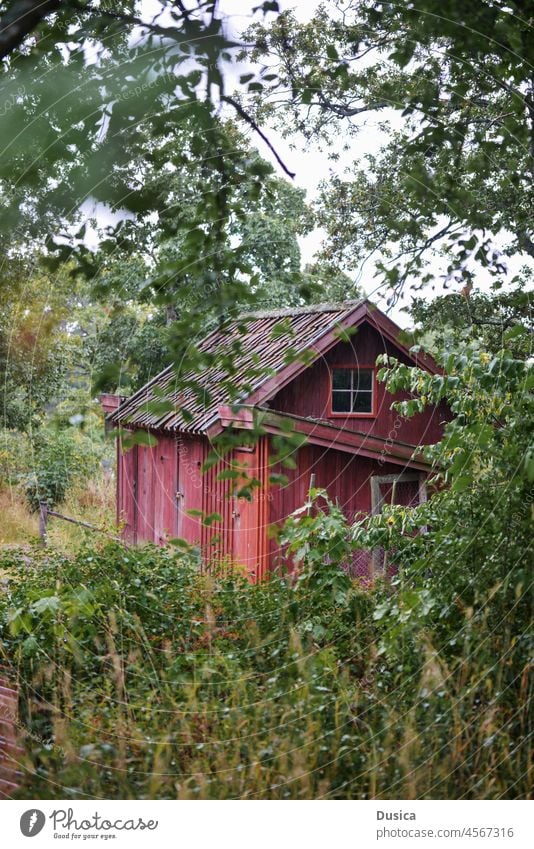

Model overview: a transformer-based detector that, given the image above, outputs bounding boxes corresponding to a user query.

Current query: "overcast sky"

[97,0,530,326]
[214,0,532,324]
[214,0,411,316]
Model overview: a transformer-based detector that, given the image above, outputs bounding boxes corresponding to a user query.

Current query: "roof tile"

[111,300,364,433]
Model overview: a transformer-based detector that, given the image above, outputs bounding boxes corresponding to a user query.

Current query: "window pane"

[354,369,373,391]
[352,391,373,413]
[332,391,352,412]
[332,369,351,390]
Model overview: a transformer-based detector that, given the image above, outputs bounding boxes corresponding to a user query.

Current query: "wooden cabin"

[105,300,448,580]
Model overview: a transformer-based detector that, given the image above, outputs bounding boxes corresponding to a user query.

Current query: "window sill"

[329,412,376,419]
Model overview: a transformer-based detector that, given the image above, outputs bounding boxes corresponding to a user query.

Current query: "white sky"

[86,0,532,327]
[216,0,533,324]
[216,0,416,320]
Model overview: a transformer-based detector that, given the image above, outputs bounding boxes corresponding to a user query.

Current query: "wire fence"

[38,502,122,545]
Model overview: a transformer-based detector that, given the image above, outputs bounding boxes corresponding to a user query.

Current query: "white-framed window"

[331,367,375,415]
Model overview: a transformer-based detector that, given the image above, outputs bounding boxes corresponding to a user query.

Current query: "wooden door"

[232,440,270,582]
[117,440,137,543]
[153,436,178,545]
[176,436,204,548]
[232,449,259,580]
[136,443,156,542]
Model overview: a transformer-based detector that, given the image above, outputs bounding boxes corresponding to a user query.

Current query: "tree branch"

[315,90,375,117]
[517,230,534,259]
[221,94,295,178]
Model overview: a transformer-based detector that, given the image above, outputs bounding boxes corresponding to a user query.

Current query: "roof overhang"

[110,299,441,437]
[211,405,432,472]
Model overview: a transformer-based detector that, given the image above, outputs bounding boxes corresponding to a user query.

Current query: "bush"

[0,428,32,486]
[0,341,530,800]
[0,535,530,800]
[24,426,102,511]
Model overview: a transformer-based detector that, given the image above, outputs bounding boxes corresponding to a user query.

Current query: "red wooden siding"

[268,441,426,575]
[269,443,414,527]
[117,438,137,542]
[201,444,233,567]
[118,435,178,545]
[153,436,178,545]
[117,433,271,580]
[231,438,270,581]
[117,431,429,580]
[270,322,449,445]
[136,443,155,542]
[177,436,205,546]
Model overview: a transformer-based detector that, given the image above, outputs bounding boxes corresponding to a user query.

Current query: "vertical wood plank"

[179,436,205,547]
[117,437,137,543]
[153,436,177,545]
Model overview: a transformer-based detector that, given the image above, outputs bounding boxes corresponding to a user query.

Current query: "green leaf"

[503,324,525,341]
[452,475,471,492]
[31,596,60,614]
[204,512,222,526]
[121,431,158,449]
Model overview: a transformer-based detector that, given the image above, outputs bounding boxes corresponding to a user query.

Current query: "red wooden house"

[103,300,447,580]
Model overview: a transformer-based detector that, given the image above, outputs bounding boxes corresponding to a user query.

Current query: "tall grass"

[0,471,115,552]
[0,487,38,546]
[0,543,530,800]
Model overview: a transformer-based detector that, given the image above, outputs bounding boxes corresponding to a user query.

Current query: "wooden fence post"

[38,501,48,545]
[307,473,316,516]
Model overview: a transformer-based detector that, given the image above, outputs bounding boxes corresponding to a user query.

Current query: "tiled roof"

[111,300,364,433]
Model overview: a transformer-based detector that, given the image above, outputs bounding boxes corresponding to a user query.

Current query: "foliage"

[0,1,311,439]
[301,260,363,305]
[24,423,103,511]
[0,0,531,803]
[0,337,531,799]
[0,515,529,800]
[2,327,533,794]
[0,258,78,430]
[408,283,533,358]
[0,2,289,306]
[80,118,316,392]
[0,428,32,485]
[248,1,534,295]
[359,340,532,734]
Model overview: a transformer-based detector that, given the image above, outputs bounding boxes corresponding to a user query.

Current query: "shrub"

[0,428,32,486]
[24,426,101,511]
[0,341,530,800]
[0,535,530,800]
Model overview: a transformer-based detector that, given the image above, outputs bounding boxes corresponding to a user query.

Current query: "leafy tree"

[409,280,533,358]
[0,1,289,295]
[0,258,77,430]
[75,116,316,391]
[248,1,534,296]
[361,340,533,657]
[24,424,101,511]
[301,259,363,305]
[0,2,322,419]
[88,118,314,312]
